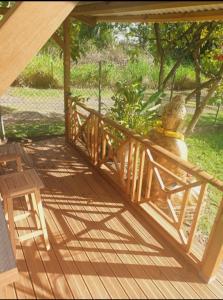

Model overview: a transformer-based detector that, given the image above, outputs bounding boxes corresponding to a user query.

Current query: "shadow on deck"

[1,137,223,299]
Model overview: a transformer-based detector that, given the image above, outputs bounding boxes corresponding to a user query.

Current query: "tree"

[185,22,223,134]
[150,21,223,134]
[69,21,116,62]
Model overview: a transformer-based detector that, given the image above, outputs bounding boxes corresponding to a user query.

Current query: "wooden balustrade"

[67,97,223,283]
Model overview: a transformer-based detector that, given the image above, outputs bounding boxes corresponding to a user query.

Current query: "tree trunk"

[186,63,223,134]
[154,23,165,91]
[185,74,223,135]
[185,106,202,134]
[194,44,201,108]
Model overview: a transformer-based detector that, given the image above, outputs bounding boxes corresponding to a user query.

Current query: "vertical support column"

[98,61,102,114]
[200,197,223,282]
[63,16,71,143]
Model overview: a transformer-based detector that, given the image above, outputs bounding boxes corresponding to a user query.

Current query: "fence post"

[200,197,223,282]
[98,61,102,114]
[63,16,71,143]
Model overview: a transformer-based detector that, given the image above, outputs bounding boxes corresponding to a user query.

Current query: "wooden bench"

[0,201,18,287]
[0,142,33,174]
[0,169,50,254]
[0,169,50,255]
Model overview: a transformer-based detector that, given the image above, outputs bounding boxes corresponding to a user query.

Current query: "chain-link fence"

[0,48,125,141]
[0,44,222,142]
[0,48,65,141]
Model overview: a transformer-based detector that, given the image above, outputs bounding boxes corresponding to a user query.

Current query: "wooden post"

[63,16,71,143]
[200,197,223,282]
[98,61,102,114]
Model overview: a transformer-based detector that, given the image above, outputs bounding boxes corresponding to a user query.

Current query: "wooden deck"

[0,137,223,299]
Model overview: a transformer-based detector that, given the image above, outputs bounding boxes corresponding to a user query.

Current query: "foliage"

[0,1,14,7]
[144,21,223,132]
[109,79,157,134]
[70,22,116,62]
[13,53,63,89]
[17,71,60,89]
[6,121,64,140]
[209,83,223,105]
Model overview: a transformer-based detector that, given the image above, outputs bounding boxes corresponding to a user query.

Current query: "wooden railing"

[67,97,223,283]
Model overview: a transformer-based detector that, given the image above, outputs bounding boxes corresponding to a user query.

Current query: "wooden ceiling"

[1,2,223,25]
[72,1,223,24]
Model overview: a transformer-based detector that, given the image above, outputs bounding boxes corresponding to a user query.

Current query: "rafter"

[96,9,223,23]
[0,6,97,26]
[73,15,97,26]
[72,1,223,16]
[52,32,64,50]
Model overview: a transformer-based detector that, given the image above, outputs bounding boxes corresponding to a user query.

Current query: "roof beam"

[72,1,223,16]
[0,7,9,15]
[0,1,77,96]
[0,6,97,26]
[52,32,64,50]
[72,15,97,26]
[96,9,223,23]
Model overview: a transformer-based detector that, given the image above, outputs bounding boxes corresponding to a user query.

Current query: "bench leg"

[35,190,50,251]
[30,192,41,229]
[3,198,8,221]
[25,194,31,211]
[7,197,16,257]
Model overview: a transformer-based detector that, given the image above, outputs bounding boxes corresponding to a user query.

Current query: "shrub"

[174,77,196,90]
[173,64,196,90]
[16,71,60,89]
[109,79,157,135]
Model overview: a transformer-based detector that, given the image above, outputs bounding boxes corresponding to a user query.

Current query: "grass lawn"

[187,130,223,236]
[9,87,63,99]
[8,86,113,100]
[187,131,223,181]
[185,112,223,236]
[186,111,223,179]
[6,121,65,140]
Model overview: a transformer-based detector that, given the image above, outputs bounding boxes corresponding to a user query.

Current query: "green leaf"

[139,90,165,113]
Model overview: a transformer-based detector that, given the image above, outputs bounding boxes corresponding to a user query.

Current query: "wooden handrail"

[73,99,223,192]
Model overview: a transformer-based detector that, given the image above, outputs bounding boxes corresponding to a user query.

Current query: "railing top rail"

[71,98,223,192]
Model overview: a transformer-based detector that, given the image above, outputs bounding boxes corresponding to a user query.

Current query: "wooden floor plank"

[81,199,166,299]
[36,138,223,299]
[77,157,193,299]
[20,198,75,300]
[59,142,185,299]
[0,284,16,300]
[39,179,95,299]
[10,202,36,299]
[44,173,139,299]
[58,180,143,299]
[42,181,110,299]
[39,143,148,299]
[59,143,162,299]
[14,199,55,299]
[216,267,223,286]
[1,137,222,299]
[117,206,221,299]
[76,150,220,300]
[13,246,36,300]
